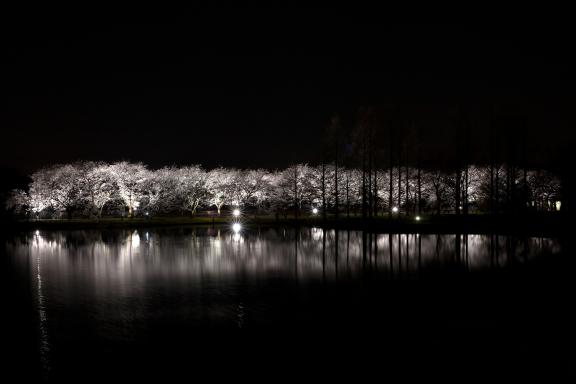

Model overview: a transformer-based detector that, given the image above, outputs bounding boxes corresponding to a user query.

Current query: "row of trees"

[5,161,561,219]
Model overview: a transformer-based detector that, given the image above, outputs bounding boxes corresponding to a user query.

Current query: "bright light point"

[392,207,399,213]
[145,212,149,216]
[556,201,561,211]
[233,209,240,217]
[35,230,40,236]
[312,208,318,215]
[232,223,242,233]
[415,216,421,221]
[131,231,140,247]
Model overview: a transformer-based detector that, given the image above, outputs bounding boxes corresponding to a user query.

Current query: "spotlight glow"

[415,216,421,221]
[392,207,399,213]
[232,223,242,233]
[233,209,240,217]
[312,208,318,215]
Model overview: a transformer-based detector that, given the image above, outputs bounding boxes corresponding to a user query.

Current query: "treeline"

[5,161,561,219]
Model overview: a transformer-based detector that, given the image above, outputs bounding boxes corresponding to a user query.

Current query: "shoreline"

[1,213,569,236]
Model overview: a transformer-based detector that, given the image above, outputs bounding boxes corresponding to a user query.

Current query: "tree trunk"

[293,166,298,219]
[362,150,367,220]
[435,186,441,215]
[373,168,378,217]
[522,131,528,211]
[335,164,339,220]
[495,167,499,214]
[506,164,511,212]
[368,153,372,219]
[321,164,326,221]
[398,163,402,214]
[405,163,409,215]
[417,167,421,215]
[346,172,350,219]
[523,166,528,210]
[464,165,469,215]
[455,168,461,215]
[490,163,494,214]
[389,128,394,217]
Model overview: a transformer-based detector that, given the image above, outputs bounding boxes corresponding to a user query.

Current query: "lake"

[3,226,573,380]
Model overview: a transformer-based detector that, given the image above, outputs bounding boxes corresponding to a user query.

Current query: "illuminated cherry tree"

[81,162,117,218]
[174,165,208,215]
[5,189,30,215]
[232,169,271,208]
[206,167,236,214]
[4,161,563,219]
[109,161,149,218]
[28,164,85,219]
[272,164,312,216]
[141,167,180,214]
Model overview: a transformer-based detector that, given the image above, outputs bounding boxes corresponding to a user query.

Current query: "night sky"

[2,16,575,177]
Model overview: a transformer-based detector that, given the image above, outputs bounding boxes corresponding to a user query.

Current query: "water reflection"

[8,228,561,288]
[33,230,50,377]
[4,227,563,379]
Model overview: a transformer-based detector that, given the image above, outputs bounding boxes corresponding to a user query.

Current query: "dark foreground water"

[3,226,575,380]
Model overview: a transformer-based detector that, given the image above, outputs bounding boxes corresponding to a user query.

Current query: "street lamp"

[233,209,240,217]
[392,206,399,213]
[415,215,421,221]
[312,208,318,215]
[232,223,242,233]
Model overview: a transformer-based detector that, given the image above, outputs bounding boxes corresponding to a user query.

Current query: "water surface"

[3,226,571,380]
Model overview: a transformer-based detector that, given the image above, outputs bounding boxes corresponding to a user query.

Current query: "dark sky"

[2,14,575,176]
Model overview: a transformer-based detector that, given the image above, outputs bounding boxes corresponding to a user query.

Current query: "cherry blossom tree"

[174,165,208,215]
[141,166,180,214]
[206,167,236,214]
[233,169,271,208]
[4,161,564,218]
[81,162,117,218]
[5,189,30,216]
[28,164,85,219]
[109,161,149,218]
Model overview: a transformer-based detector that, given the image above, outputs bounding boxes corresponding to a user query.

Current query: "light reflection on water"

[9,227,561,287]
[4,227,562,379]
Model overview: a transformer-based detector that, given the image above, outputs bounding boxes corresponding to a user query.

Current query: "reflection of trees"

[8,229,562,291]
